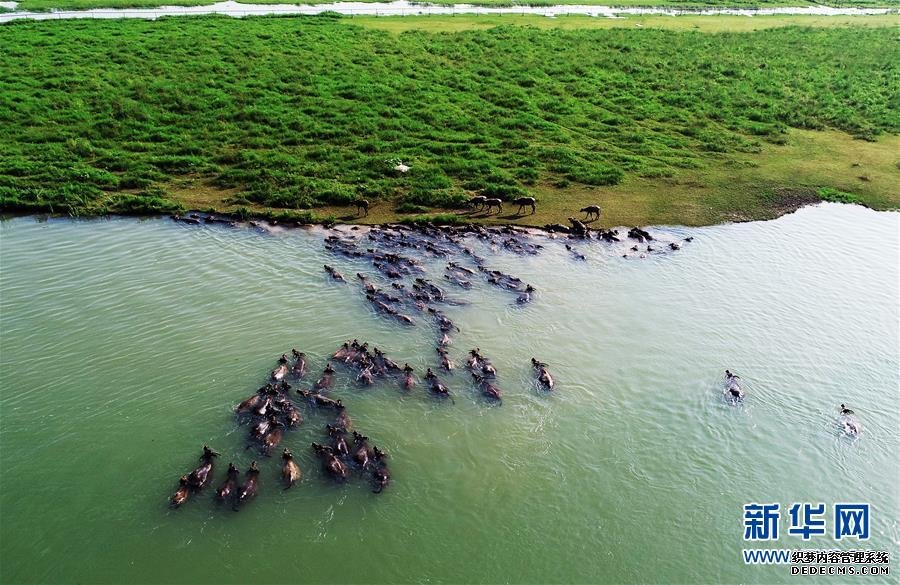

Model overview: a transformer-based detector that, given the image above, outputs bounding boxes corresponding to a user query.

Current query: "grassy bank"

[0,17,897,226]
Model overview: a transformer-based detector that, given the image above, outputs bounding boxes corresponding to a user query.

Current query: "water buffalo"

[290,349,307,378]
[282,449,301,489]
[472,373,502,402]
[235,390,265,414]
[580,205,601,220]
[437,347,453,371]
[351,431,373,469]
[532,358,554,389]
[468,195,487,210]
[262,421,285,455]
[401,363,415,391]
[215,463,240,501]
[233,461,260,510]
[424,368,452,400]
[357,367,374,386]
[483,198,503,214]
[312,443,350,481]
[838,407,861,435]
[372,464,391,494]
[298,389,344,410]
[568,217,588,236]
[724,370,743,403]
[284,403,303,426]
[513,197,536,215]
[170,475,191,508]
[314,363,336,391]
[271,354,289,382]
[333,410,353,432]
[251,415,279,440]
[627,227,653,242]
[186,446,219,491]
[324,265,345,281]
[327,424,350,456]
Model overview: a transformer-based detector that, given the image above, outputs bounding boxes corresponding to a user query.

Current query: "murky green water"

[1,203,897,584]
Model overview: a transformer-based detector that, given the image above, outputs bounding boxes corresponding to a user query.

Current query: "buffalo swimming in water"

[235,387,268,414]
[215,463,240,501]
[372,463,391,494]
[472,373,502,402]
[532,357,554,390]
[290,349,307,378]
[332,410,353,432]
[357,367,374,386]
[324,264,345,281]
[312,443,350,482]
[233,461,260,510]
[298,389,344,410]
[281,449,301,489]
[250,415,279,441]
[314,363,336,392]
[271,354,288,382]
[351,431,374,470]
[424,368,453,401]
[724,370,743,403]
[283,403,303,427]
[261,420,285,456]
[327,424,350,456]
[187,446,219,491]
[838,404,861,436]
[401,363,415,391]
[170,475,191,508]
[436,347,453,372]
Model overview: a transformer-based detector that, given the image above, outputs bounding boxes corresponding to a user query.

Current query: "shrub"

[817,187,862,204]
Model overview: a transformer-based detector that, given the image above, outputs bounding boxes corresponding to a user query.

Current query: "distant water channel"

[0,203,897,584]
[0,0,895,22]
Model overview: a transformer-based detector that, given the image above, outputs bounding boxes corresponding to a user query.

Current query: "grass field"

[0,16,897,226]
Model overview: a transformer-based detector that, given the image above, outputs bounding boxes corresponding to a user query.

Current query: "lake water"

[0,203,897,584]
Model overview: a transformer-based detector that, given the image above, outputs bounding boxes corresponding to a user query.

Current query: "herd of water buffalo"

[166,216,691,512]
[169,341,556,510]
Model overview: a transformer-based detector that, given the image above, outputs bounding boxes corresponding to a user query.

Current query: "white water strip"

[0,0,895,22]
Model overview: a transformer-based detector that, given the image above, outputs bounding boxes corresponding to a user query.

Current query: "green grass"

[817,186,862,204]
[0,16,897,225]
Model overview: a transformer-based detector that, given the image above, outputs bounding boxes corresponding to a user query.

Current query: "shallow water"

[0,0,895,22]
[1,203,898,584]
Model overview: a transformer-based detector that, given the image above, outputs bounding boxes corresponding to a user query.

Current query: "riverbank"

[1,18,897,227]
[165,128,899,227]
[2,0,897,18]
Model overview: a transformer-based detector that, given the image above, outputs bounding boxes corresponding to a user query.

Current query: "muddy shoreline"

[2,191,870,236]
